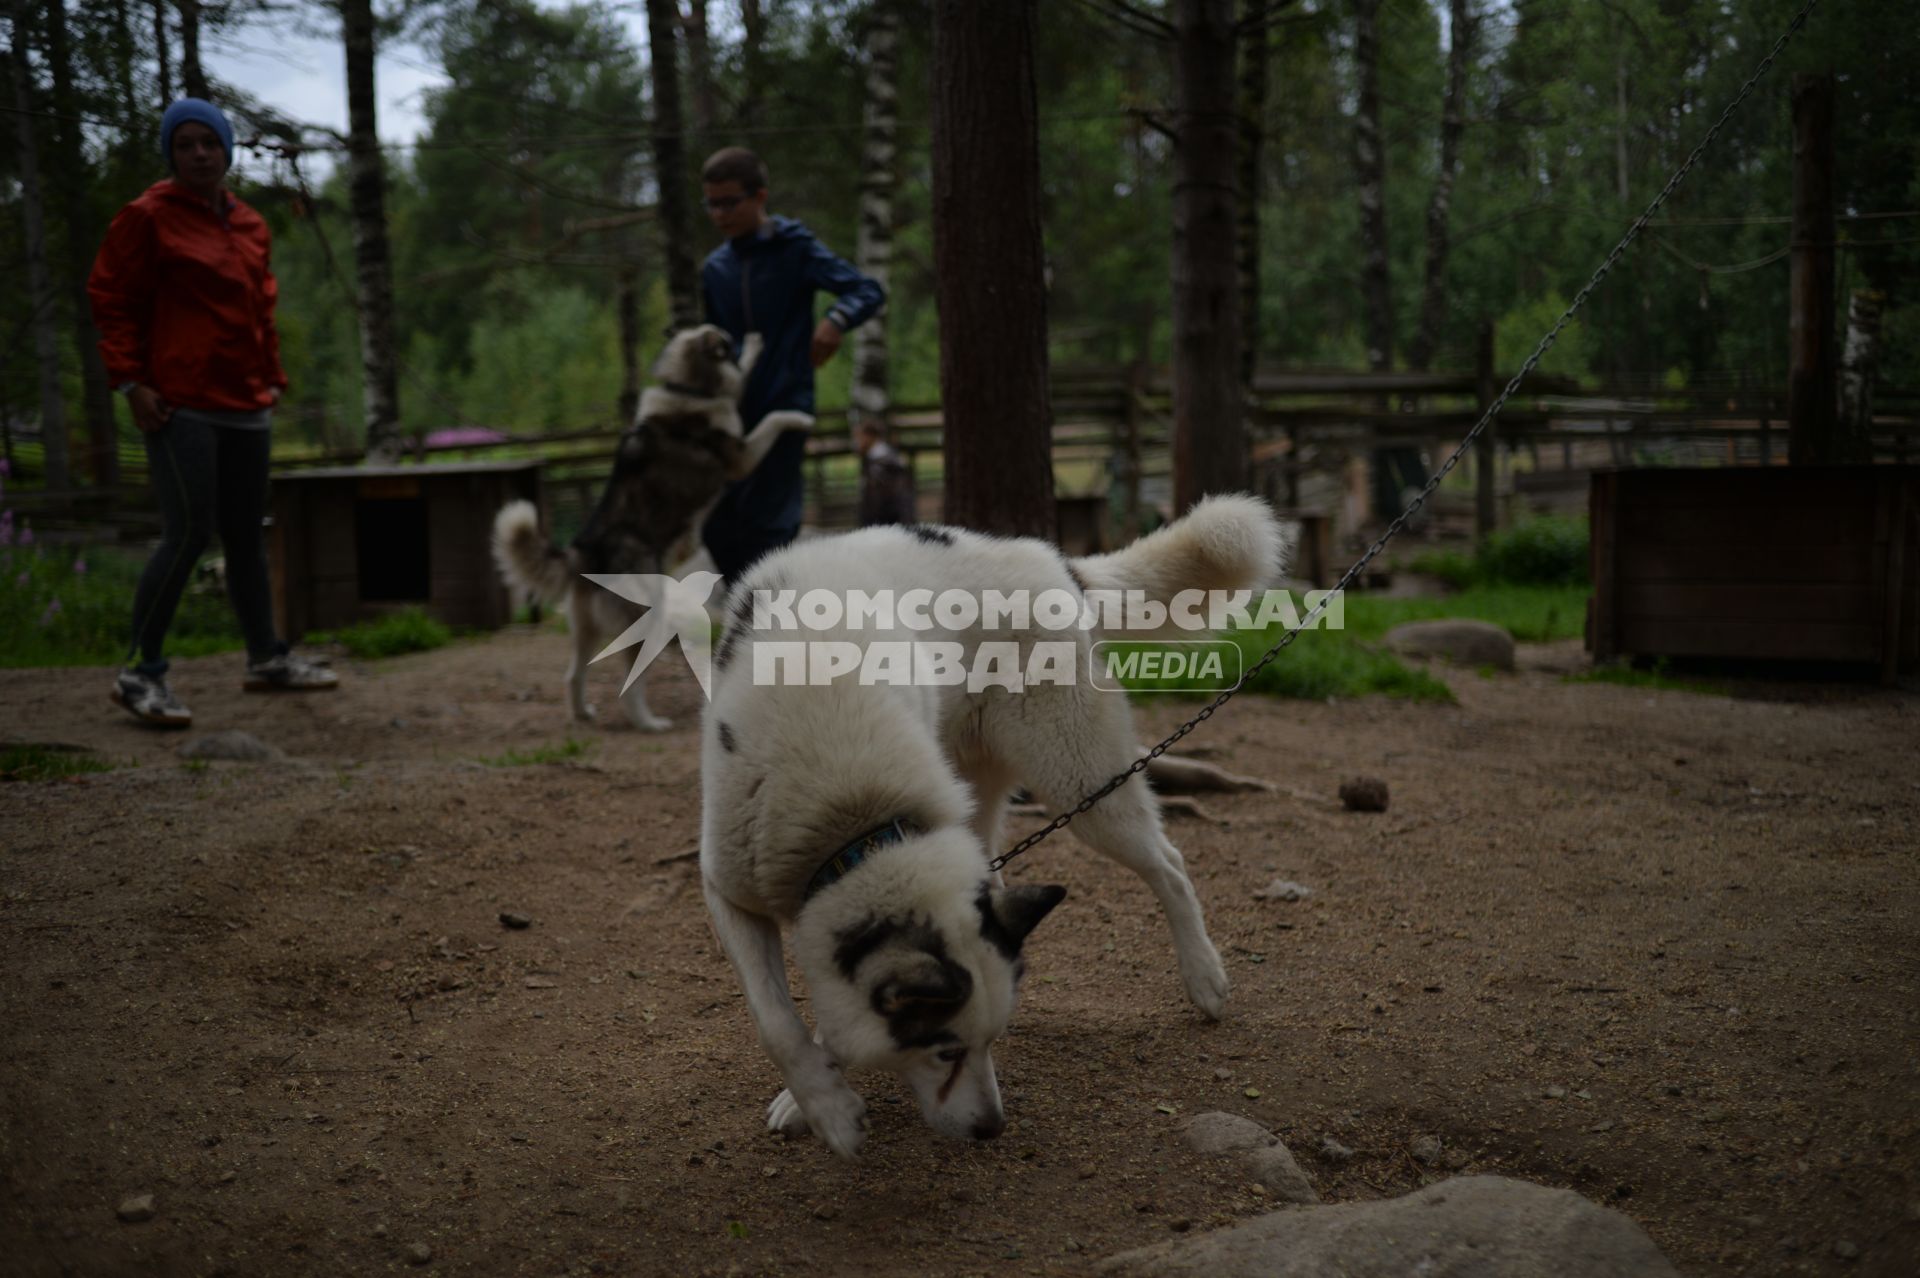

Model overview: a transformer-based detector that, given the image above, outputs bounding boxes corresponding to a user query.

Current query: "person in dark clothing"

[695,147,885,579]
[90,98,336,728]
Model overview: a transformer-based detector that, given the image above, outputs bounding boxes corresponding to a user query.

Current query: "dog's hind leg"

[702,879,869,1158]
[566,582,596,723]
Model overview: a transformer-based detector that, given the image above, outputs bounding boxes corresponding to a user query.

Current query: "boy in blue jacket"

[697,147,886,579]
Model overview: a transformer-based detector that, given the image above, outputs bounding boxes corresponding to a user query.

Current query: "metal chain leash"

[990,0,1821,874]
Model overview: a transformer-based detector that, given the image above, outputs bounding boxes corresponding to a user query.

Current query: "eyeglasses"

[703,195,746,213]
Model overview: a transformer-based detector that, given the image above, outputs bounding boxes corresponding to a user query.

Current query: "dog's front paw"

[1181,944,1232,1021]
[625,709,672,732]
[794,1082,868,1159]
[740,332,764,366]
[570,703,598,724]
[766,1088,810,1137]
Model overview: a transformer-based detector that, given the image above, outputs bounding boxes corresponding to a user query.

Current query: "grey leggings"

[129,412,280,674]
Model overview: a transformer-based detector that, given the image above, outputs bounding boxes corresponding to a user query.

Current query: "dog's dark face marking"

[909,524,955,547]
[713,587,756,673]
[833,913,977,1050]
[717,721,737,754]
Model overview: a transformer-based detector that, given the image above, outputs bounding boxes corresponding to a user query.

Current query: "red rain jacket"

[88,179,288,413]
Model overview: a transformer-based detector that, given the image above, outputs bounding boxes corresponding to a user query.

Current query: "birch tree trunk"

[645,0,698,331]
[45,0,120,487]
[680,0,716,136]
[342,0,403,459]
[1171,0,1243,512]
[1235,0,1267,394]
[8,18,72,491]
[930,0,1054,538]
[850,1,898,435]
[1352,0,1390,374]
[1406,0,1473,373]
[1837,289,1884,462]
[175,0,206,98]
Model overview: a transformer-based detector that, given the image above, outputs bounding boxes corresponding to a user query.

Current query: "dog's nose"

[970,1115,1006,1141]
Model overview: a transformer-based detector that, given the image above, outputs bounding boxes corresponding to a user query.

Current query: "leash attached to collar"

[805,817,923,901]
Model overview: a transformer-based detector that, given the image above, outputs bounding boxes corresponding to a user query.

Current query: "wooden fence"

[7,366,1919,554]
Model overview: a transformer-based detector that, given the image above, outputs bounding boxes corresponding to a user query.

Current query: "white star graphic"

[582,571,727,698]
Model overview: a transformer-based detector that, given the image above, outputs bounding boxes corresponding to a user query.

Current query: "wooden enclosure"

[269,461,542,640]
[1587,466,1919,682]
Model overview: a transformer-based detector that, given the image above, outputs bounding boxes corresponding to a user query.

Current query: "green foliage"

[1343,585,1589,644]
[0,541,244,669]
[0,744,119,783]
[479,736,593,767]
[1569,659,1730,696]
[308,608,452,660]
[1406,518,1591,589]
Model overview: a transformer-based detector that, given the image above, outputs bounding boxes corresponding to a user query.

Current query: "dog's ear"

[708,328,736,366]
[982,884,1067,955]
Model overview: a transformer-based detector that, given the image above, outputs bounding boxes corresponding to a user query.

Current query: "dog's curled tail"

[1071,493,1293,637]
[491,500,574,607]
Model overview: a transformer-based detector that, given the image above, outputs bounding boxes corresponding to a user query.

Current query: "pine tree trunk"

[111,0,140,135]
[850,1,898,434]
[617,266,642,426]
[46,0,121,487]
[739,0,764,125]
[1171,0,1243,512]
[1406,0,1473,373]
[1352,0,1390,374]
[1235,0,1267,394]
[152,0,171,107]
[175,0,206,99]
[681,0,716,135]
[645,0,698,331]
[930,0,1054,538]
[9,19,72,491]
[342,0,402,459]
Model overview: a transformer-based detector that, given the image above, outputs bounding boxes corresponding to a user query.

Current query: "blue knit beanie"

[160,98,234,166]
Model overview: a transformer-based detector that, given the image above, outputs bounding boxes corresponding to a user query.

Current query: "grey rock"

[1254,879,1313,902]
[179,730,285,763]
[1411,1135,1442,1164]
[1098,1175,1680,1278]
[1833,1240,1859,1260]
[1382,619,1517,672]
[406,1242,433,1265]
[116,1194,156,1223]
[1318,1136,1354,1164]
[1182,1113,1318,1205]
[499,911,533,929]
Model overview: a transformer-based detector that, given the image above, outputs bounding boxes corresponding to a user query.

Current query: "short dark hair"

[701,147,769,193]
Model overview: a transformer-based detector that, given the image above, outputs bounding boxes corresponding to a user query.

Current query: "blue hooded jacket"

[699,215,885,576]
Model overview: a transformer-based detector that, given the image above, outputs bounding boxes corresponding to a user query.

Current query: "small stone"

[1338,777,1390,813]
[1214,1068,1233,1081]
[499,911,532,929]
[372,1222,390,1238]
[1253,879,1313,902]
[406,1242,433,1265]
[179,730,284,763]
[523,976,559,990]
[1318,1136,1354,1164]
[1243,1087,1262,1099]
[1543,1084,1568,1100]
[1833,1240,1859,1260]
[217,1170,237,1184]
[1078,1165,1097,1180]
[812,1204,839,1221]
[1410,1135,1441,1164]
[116,1194,155,1223]
[1441,1147,1472,1170]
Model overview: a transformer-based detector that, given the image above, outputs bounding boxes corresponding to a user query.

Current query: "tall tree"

[1406,0,1474,372]
[738,0,764,124]
[1351,0,1390,374]
[1171,0,1243,510]
[175,0,206,98]
[645,0,697,331]
[8,13,72,490]
[1236,0,1268,393]
[45,0,120,486]
[341,0,402,458]
[930,0,1053,538]
[849,0,898,436]
[680,0,716,136]
[151,0,170,106]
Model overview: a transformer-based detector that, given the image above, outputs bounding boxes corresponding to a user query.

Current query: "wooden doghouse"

[1588,466,1919,682]
[269,460,543,639]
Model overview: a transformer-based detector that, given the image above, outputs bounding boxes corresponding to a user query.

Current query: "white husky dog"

[699,496,1290,1157]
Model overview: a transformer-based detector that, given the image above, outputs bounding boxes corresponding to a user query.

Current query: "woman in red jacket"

[90,98,336,727]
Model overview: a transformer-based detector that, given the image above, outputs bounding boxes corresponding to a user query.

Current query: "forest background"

[2,0,1915,462]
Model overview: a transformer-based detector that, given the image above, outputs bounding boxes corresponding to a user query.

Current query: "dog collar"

[658,380,711,398]
[804,817,923,901]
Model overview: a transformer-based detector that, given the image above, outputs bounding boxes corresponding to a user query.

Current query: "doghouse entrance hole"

[355,497,430,601]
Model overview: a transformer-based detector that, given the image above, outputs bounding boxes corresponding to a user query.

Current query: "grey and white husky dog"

[699,495,1290,1156]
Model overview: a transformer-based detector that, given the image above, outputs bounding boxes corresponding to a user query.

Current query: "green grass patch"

[0,543,245,668]
[0,744,119,782]
[1404,515,1590,590]
[1568,660,1730,697]
[478,736,593,767]
[1342,585,1590,644]
[307,607,453,659]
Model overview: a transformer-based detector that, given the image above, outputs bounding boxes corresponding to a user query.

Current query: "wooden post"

[1787,73,1837,465]
[1474,320,1497,539]
[1122,358,1145,539]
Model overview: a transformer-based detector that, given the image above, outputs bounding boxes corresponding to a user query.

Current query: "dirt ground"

[3,629,1917,1277]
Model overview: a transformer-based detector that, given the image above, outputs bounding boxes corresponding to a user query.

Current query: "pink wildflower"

[38,598,61,626]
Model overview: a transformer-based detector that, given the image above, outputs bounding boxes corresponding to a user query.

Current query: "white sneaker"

[244,651,339,692]
[111,669,193,728]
